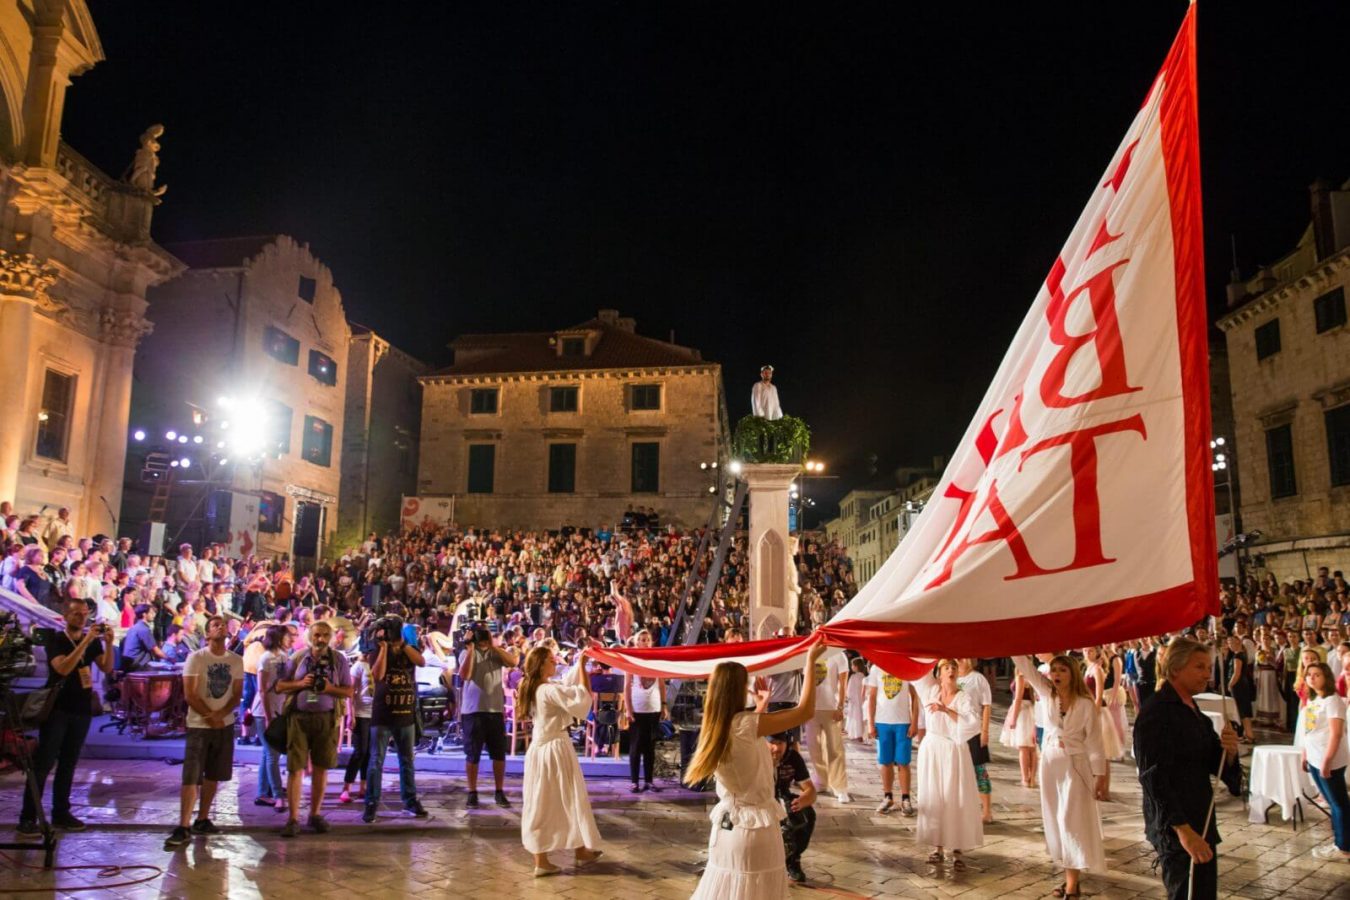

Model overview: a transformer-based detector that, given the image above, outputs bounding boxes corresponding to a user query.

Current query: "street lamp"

[1211,437,1242,585]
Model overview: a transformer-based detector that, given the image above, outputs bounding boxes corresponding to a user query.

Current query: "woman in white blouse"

[686,642,827,899]
[913,660,983,869]
[518,645,604,876]
[1013,655,1108,898]
[1301,662,1350,860]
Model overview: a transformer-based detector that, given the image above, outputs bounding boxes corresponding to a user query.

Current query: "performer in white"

[1012,655,1107,899]
[913,660,983,868]
[804,650,851,803]
[517,646,603,876]
[750,365,782,420]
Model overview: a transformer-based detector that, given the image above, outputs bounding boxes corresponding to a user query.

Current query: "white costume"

[1013,657,1106,873]
[844,671,865,740]
[913,673,984,851]
[751,379,782,420]
[521,659,602,855]
[691,711,787,900]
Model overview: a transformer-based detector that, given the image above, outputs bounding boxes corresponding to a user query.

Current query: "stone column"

[742,462,801,641]
[87,303,153,536]
[0,251,58,505]
[0,296,36,504]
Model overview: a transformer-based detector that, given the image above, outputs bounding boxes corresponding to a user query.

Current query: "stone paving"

[0,709,1347,899]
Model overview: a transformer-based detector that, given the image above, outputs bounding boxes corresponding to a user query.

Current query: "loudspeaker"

[138,521,166,557]
[205,490,232,544]
[293,501,321,558]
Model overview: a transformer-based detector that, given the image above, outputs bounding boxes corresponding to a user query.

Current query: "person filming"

[363,616,428,822]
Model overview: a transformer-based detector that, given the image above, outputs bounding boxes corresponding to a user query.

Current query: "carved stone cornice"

[0,249,59,303]
[99,307,154,348]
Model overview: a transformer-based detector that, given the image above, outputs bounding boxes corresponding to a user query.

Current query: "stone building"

[1216,178,1350,581]
[831,462,941,587]
[338,325,427,541]
[0,2,181,534]
[415,310,728,531]
[121,236,351,567]
[822,484,892,571]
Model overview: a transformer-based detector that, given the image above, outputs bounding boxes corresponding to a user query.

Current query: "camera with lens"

[359,614,405,654]
[310,659,331,694]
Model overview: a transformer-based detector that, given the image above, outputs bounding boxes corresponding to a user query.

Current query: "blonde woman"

[518,645,603,876]
[1013,655,1107,899]
[687,642,828,899]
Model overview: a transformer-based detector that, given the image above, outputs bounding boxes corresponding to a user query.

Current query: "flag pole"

[1189,616,1232,900]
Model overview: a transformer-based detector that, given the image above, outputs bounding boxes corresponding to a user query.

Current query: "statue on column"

[126,124,168,197]
[751,365,782,420]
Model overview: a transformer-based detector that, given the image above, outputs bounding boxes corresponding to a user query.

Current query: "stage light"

[700,462,708,470]
[180,457,191,467]
[217,441,226,449]
[219,457,229,466]
[178,435,188,444]
[166,430,177,441]
[133,429,146,441]
[708,485,717,493]
[170,460,180,468]
[1215,437,1225,446]
[193,435,204,444]
[728,460,743,475]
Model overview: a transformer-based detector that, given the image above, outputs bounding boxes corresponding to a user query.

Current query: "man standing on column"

[751,366,782,420]
[804,650,850,804]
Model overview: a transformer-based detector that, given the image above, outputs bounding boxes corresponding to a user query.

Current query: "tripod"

[0,690,58,867]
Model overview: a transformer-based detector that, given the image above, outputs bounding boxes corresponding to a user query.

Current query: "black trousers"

[20,710,91,822]
[344,717,372,784]
[1158,847,1217,900]
[629,712,659,784]
[782,802,815,867]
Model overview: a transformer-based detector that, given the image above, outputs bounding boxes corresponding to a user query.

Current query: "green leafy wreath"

[732,415,811,464]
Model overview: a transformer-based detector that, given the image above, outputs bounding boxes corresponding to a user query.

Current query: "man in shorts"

[458,626,518,808]
[865,662,920,815]
[276,620,353,836]
[165,616,243,849]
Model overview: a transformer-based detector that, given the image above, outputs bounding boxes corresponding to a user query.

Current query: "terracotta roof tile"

[427,318,707,377]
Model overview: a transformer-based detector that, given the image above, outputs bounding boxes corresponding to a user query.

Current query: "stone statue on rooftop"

[127,124,167,197]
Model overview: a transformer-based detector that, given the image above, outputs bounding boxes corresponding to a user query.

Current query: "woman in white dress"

[913,659,983,868]
[999,668,1038,787]
[1013,655,1107,899]
[517,645,603,876]
[844,658,867,741]
[1082,646,1122,800]
[687,642,828,900]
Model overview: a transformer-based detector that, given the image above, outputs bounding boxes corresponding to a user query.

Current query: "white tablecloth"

[1248,744,1317,823]
[1194,692,1239,722]
[1203,710,1225,737]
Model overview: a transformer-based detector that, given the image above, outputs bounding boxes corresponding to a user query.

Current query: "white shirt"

[958,671,992,742]
[812,653,847,711]
[176,556,198,584]
[1303,693,1349,772]
[629,675,662,714]
[751,380,782,420]
[864,667,913,725]
[183,646,243,729]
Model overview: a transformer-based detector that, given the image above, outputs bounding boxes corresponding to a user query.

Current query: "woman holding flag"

[1013,655,1107,899]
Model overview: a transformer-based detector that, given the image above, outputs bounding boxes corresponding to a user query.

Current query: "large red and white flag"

[594,7,1213,680]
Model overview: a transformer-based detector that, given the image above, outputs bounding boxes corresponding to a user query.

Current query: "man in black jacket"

[1134,636,1242,900]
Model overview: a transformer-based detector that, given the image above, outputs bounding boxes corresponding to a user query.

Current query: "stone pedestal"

[742,462,801,641]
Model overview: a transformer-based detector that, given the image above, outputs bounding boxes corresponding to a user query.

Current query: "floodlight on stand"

[727,460,743,475]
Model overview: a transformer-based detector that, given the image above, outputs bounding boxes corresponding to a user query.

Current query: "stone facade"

[0,2,182,534]
[122,236,351,564]
[417,311,728,531]
[1216,178,1350,581]
[338,326,426,541]
[822,486,892,568]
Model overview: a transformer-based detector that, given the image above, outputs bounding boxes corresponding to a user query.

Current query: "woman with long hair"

[1225,635,1257,742]
[1013,655,1107,899]
[999,667,1038,788]
[686,642,827,899]
[1082,646,1121,799]
[1301,662,1350,860]
[914,659,983,869]
[518,644,603,876]
[621,629,668,793]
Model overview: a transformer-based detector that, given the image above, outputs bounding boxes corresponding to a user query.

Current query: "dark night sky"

[65,2,1350,508]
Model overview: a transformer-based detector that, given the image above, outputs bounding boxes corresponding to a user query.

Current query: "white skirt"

[999,700,1037,748]
[915,735,984,851]
[1096,707,1122,760]
[520,737,602,854]
[691,822,788,900]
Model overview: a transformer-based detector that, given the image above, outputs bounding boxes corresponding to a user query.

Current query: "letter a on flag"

[588,8,1211,681]
[822,5,1213,667]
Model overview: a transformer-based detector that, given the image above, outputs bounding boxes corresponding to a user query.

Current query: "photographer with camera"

[458,625,518,809]
[274,620,353,837]
[16,597,114,836]
[768,731,817,884]
[362,615,428,822]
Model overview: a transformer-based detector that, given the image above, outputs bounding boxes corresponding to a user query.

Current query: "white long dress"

[844,672,865,740]
[521,660,602,854]
[1013,657,1106,873]
[914,675,984,851]
[691,711,788,900]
